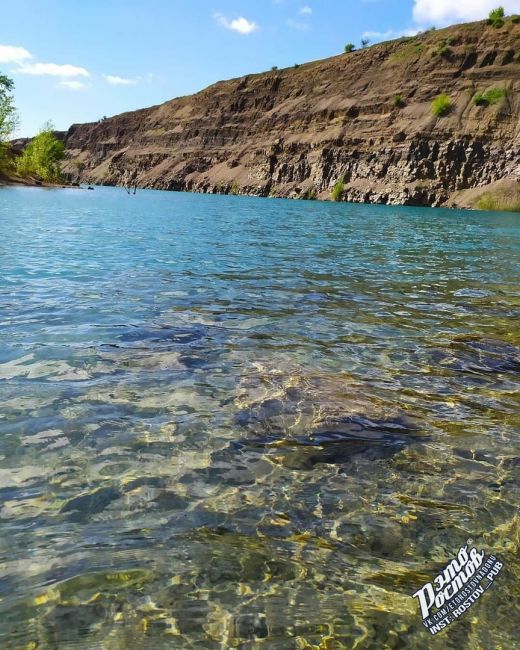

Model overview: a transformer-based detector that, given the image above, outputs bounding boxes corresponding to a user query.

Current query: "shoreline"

[3,176,518,213]
[72,180,520,213]
[0,173,79,189]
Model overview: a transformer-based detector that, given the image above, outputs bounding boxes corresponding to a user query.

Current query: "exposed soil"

[54,19,520,207]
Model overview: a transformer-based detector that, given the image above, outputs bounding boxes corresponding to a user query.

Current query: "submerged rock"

[61,486,122,521]
[431,337,520,374]
[60,477,174,522]
[232,613,269,640]
[185,371,425,484]
[178,355,208,369]
[118,326,205,346]
[220,368,425,471]
[238,414,423,470]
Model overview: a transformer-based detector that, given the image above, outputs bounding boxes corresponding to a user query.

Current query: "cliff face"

[62,19,520,206]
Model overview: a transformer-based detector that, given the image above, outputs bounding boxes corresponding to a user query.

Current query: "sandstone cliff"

[62,19,520,207]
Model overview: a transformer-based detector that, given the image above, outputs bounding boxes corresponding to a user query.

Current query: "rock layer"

[62,19,520,206]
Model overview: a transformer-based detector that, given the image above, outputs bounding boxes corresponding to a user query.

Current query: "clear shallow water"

[0,186,519,649]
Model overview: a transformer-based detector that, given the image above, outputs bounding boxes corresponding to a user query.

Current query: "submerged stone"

[118,326,204,346]
[61,486,122,521]
[42,603,109,645]
[431,337,520,374]
[234,397,292,428]
[200,412,423,476]
[246,414,422,470]
[233,613,269,639]
[178,355,208,369]
[229,371,425,471]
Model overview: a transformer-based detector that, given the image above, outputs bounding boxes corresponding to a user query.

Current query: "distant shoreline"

[0,173,79,189]
[3,180,520,214]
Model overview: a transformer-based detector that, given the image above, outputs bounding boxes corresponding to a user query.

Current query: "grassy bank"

[476,188,520,212]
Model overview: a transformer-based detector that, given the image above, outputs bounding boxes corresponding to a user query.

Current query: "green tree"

[0,74,18,169]
[344,43,355,53]
[17,121,65,182]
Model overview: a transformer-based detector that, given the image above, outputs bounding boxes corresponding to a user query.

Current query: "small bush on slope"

[431,94,453,117]
[473,87,507,106]
[488,7,505,28]
[331,177,345,201]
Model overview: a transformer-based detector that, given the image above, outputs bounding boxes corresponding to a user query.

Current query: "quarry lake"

[0,186,518,649]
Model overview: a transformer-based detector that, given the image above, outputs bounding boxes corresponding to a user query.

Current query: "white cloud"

[299,5,312,14]
[0,45,32,63]
[364,0,520,43]
[362,27,423,42]
[287,18,310,31]
[57,80,87,90]
[16,62,90,77]
[413,0,520,25]
[103,74,139,86]
[214,13,258,34]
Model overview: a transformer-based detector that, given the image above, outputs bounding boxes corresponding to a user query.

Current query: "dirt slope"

[62,19,520,207]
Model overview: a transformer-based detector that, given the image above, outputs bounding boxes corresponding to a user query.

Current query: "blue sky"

[2,0,519,136]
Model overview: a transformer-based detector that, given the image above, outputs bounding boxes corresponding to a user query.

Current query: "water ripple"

[0,187,519,648]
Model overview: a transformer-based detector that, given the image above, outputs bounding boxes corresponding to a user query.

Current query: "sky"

[2,0,520,136]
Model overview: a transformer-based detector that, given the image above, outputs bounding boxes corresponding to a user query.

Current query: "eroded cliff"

[62,19,520,206]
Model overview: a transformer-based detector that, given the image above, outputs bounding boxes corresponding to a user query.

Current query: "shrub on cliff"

[331,177,345,201]
[17,122,65,182]
[484,87,507,104]
[488,7,505,28]
[392,95,405,109]
[431,94,453,117]
[473,93,488,106]
[474,87,507,106]
[344,44,355,53]
[431,41,452,57]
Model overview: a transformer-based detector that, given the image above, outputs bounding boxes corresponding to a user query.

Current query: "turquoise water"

[0,186,518,649]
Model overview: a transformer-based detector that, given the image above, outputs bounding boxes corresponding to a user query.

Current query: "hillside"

[62,19,520,207]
